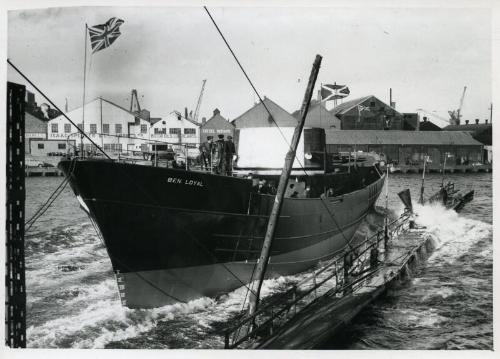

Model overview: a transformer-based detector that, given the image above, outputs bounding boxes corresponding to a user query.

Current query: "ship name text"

[167,176,204,187]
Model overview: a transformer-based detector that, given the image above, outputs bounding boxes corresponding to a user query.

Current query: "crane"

[129,89,141,113]
[448,86,467,125]
[193,79,207,122]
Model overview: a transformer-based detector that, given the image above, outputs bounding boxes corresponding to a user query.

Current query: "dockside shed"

[231,97,298,129]
[325,130,484,166]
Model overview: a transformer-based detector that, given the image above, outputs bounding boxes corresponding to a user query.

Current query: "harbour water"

[24,172,492,349]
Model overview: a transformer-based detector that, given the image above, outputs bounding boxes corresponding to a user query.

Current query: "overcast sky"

[7,5,493,126]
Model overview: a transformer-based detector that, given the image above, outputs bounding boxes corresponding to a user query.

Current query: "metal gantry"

[6,82,27,348]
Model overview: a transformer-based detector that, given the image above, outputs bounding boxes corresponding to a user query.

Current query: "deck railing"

[224,211,411,349]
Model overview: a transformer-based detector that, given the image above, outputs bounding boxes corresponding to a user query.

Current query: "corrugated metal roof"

[443,123,491,132]
[329,96,373,115]
[231,97,297,128]
[325,130,483,146]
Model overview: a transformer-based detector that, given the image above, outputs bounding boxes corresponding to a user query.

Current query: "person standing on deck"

[199,136,212,170]
[224,135,236,176]
[213,134,226,174]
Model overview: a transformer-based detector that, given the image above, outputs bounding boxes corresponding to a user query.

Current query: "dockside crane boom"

[448,86,467,125]
[193,79,207,122]
[130,89,141,113]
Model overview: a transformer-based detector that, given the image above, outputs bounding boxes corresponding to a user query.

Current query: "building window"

[115,124,122,134]
[169,128,181,135]
[102,124,109,134]
[370,101,376,107]
[51,123,58,133]
[154,128,166,134]
[58,143,66,150]
[103,143,111,151]
[111,143,123,152]
[90,124,97,134]
[38,143,44,149]
[184,128,196,135]
[64,124,71,133]
[141,124,148,134]
[77,123,83,131]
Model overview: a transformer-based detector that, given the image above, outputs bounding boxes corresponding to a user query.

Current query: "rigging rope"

[8,59,253,306]
[203,7,378,314]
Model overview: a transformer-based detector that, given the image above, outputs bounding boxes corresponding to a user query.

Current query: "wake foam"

[414,202,492,264]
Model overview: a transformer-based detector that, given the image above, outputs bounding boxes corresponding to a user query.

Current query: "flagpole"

[334,81,337,107]
[81,23,88,158]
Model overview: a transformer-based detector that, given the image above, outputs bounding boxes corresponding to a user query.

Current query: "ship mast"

[248,54,322,317]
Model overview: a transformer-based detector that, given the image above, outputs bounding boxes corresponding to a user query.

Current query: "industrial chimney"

[475,118,479,125]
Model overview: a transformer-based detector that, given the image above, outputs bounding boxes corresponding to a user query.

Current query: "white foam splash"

[27,294,218,348]
[414,202,492,264]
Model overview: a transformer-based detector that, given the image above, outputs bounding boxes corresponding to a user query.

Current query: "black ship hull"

[59,159,385,308]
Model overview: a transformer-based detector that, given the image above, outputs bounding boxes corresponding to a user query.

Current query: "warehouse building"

[292,100,341,130]
[232,97,298,129]
[150,111,200,158]
[47,97,151,155]
[200,108,235,143]
[419,117,443,131]
[29,139,76,157]
[330,96,418,130]
[25,111,47,154]
[325,130,484,170]
[443,119,492,164]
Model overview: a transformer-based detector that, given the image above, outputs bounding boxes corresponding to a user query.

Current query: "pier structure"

[395,163,491,174]
[224,212,429,349]
[257,226,432,349]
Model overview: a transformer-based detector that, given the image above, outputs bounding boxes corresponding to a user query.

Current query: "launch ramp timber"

[224,212,436,349]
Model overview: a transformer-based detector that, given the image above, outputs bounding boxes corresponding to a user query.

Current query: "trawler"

[58,126,385,308]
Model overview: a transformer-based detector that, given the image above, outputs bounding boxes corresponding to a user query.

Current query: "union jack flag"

[88,17,125,53]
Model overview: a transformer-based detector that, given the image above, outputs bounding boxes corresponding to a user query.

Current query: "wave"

[414,202,492,265]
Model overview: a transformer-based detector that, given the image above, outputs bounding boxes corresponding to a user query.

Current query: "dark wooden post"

[248,55,322,317]
[6,82,27,348]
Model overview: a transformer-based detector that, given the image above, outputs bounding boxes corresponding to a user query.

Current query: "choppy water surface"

[25,172,492,349]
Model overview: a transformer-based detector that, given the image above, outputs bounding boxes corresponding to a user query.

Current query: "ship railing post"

[384,222,389,252]
[313,271,317,299]
[343,252,352,295]
[334,260,338,288]
[292,286,297,316]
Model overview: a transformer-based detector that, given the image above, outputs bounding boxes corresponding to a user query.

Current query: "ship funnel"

[398,189,413,213]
